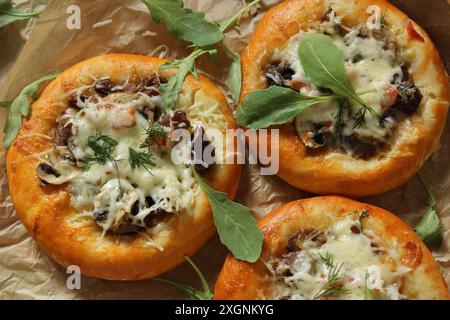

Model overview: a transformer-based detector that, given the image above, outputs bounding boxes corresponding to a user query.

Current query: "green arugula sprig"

[141,0,223,47]
[313,252,349,300]
[2,71,60,149]
[364,270,376,300]
[219,0,260,103]
[298,33,378,116]
[154,256,213,300]
[236,86,375,129]
[142,0,260,109]
[192,167,263,263]
[236,33,379,130]
[415,172,443,245]
[159,47,217,109]
[0,0,42,28]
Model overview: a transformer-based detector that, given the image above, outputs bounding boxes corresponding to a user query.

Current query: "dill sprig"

[140,122,167,149]
[334,99,346,144]
[358,209,369,233]
[313,253,349,300]
[82,130,121,187]
[397,81,419,102]
[352,107,367,129]
[380,9,389,30]
[129,147,155,174]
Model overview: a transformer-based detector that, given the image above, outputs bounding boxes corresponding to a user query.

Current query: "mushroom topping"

[191,126,216,175]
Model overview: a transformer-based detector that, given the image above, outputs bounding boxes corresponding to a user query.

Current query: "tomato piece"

[382,85,399,109]
[407,21,424,42]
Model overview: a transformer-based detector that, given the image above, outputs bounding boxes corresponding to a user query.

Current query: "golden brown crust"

[6,54,241,280]
[240,0,450,197]
[214,196,449,300]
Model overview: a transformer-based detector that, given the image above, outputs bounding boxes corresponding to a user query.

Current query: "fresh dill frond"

[380,9,389,30]
[334,98,347,145]
[313,252,349,300]
[359,209,369,233]
[397,81,419,102]
[82,130,121,188]
[129,147,155,174]
[140,122,167,148]
[352,107,367,129]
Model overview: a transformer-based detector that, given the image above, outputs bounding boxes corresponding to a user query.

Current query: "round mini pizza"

[6,54,241,280]
[239,0,450,197]
[214,196,449,300]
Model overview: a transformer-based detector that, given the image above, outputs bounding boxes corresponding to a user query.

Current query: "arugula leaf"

[236,86,338,129]
[219,0,259,103]
[298,33,377,116]
[415,172,443,245]
[364,271,375,300]
[159,48,215,109]
[0,100,12,108]
[192,168,263,262]
[0,0,42,28]
[218,0,259,33]
[141,0,222,47]
[222,46,242,103]
[3,71,59,149]
[154,257,212,300]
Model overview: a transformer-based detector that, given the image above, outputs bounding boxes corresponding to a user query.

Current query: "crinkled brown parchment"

[0,0,449,299]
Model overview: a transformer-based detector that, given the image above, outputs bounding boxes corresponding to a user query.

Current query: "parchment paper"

[0,0,449,300]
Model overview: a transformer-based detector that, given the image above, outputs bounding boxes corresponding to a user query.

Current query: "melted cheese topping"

[41,80,228,239]
[272,13,402,145]
[268,215,410,300]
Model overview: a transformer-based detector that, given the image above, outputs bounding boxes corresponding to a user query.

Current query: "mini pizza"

[6,54,241,280]
[214,196,449,300]
[240,0,450,197]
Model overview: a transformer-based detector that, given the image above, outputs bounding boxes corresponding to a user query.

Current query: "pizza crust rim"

[6,54,242,280]
[214,196,449,300]
[240,0,450,197]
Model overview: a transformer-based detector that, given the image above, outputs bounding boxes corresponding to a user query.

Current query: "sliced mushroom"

[265,63,295,88]
[37,163,61,185]
[191,126,216,175]
[300,122,333,149]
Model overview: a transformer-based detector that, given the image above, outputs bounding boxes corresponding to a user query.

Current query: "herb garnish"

[358,209,369,233]
[143,0,259,109]
[364,270,375,300]
[0,101,12,108]
[313,252,349,300]
[192,167,263,263]
[298,33,378,116]
[0,0,42,28]
[129,147,155,174]
[397,81,419,103]
[141,0,222,47]
[235,86,374,130]
[334,98,348,144]
[159,47,216,109]
[3,71,60,149]
[415,172,443,245]
[219,0,260,103]
[82,131,121,187]
[155,256,212,300]
[141,122,167,148]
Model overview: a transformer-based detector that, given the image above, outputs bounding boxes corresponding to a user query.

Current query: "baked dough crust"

[6,54,241,280]
[240,0,450,197]
[214,196,449,300]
